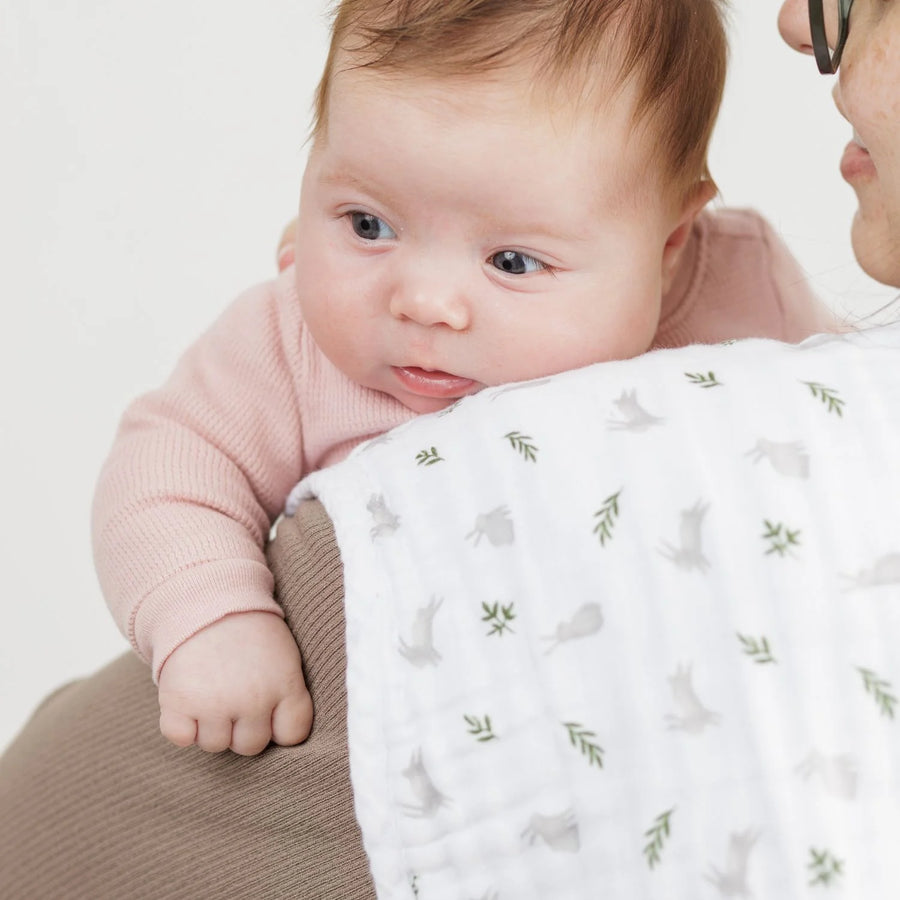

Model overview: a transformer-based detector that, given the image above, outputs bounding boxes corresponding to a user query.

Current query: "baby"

[93,0,835,756]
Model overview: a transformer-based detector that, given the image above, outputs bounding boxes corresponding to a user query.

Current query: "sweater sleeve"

[92,277,306,681]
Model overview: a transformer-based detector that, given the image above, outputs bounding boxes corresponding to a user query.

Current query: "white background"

[1,0,895,753]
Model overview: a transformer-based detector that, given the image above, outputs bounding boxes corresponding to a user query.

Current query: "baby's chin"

[393,387,481,416]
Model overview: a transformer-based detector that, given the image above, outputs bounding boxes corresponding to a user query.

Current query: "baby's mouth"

[392,366,478,399]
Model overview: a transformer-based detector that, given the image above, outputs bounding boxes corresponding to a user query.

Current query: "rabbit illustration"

[398,596,443,667]
[543,603,604,654]
[522,809,580,853]
[401,749,449,818]
[746,439,809,479]
[796,750,858,800]
[367,493,401,539]
[659,500,711,572]
[840,553,900,591]
[665,663,721,733]
[607,389,664,432]
[706,830,760,897]
[466,507,514,547]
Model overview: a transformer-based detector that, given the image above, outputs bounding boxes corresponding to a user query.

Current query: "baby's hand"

[157,611,313,756]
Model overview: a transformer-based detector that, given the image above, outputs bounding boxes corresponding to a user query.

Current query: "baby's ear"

[661,179,716,291]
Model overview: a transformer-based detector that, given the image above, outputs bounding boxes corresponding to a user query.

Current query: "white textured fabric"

[290,324,900,899]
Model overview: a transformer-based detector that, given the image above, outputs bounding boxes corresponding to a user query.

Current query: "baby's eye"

[350,212,396,241]
[490,250,546,275]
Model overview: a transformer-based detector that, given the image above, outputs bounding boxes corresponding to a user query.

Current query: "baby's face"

[295,62,694,414]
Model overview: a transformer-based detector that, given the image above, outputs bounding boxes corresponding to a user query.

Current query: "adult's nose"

[389,269,470,331]
[778,0,815,55]
[779,0,844,55]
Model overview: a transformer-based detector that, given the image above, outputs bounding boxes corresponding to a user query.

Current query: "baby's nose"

[389,279,470,331]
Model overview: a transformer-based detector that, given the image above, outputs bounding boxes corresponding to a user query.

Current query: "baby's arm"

[93,278,310,753]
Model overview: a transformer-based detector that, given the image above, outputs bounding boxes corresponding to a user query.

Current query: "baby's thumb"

[271,685,313,746]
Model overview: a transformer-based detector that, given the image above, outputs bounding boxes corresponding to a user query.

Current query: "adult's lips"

[840,130,875,183]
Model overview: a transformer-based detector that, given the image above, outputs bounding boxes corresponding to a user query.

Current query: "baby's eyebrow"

[319,167,590,244]
[477,212,589,245]
[320,170,354,186]
[319,169,373,192]
[318,168,405,211]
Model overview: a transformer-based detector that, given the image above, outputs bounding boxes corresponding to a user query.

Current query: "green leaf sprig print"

[762,520,801,556]
[643,808,675,870]
[808,848,844,887]
[464,714,498,742]
[857,666,897,719]
[802,381,845,417]
[415,447,444,466]
[737,633,777,665]
[685,371,723,389]
[482,601,516,637]
[504,430,538,462]
[563,722,604,769]
[592,489,622,547]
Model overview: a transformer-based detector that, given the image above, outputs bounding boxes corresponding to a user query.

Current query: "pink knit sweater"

[92,208,836,680]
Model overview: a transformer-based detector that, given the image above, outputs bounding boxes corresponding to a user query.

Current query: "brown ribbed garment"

[0,501,376,900]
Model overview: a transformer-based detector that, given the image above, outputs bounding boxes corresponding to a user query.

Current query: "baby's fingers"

[271,689,314,746]
[230,715,275,757]
[195,717,234,754]
[159,708,198,748]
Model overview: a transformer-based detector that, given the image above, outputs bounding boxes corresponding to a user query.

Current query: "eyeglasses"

[809,0,855,74]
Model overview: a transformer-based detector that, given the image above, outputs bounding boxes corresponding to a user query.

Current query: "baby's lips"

[392,366,477,399]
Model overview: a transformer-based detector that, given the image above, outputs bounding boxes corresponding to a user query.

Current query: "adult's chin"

[850,203,900,290]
